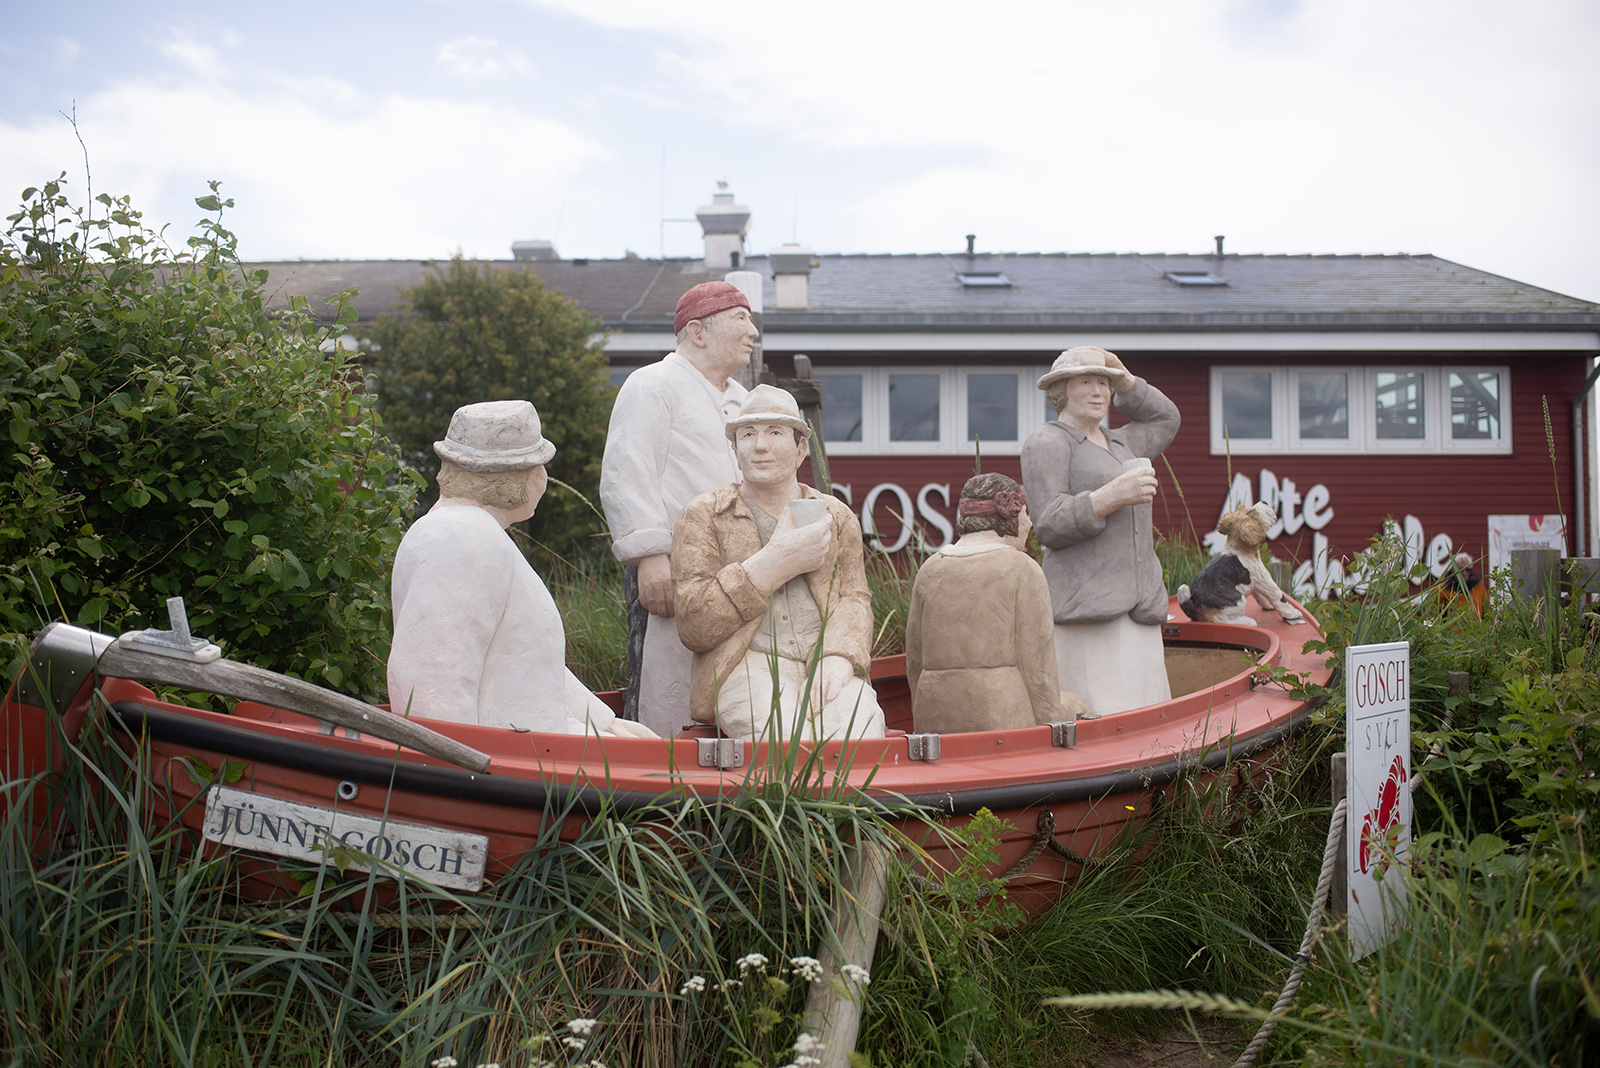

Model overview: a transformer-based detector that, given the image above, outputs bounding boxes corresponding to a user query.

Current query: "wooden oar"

[95,643,493,774]
[802,839,890,1066]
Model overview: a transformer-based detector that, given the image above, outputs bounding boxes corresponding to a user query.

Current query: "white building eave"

[601,330,1600,355]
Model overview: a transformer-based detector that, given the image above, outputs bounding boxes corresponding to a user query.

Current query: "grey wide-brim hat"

[434,400,556,472]
[1036,346,1131,390]
[724,383,811,441]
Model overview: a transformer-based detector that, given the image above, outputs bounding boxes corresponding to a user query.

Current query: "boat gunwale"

[106,675,1331,818]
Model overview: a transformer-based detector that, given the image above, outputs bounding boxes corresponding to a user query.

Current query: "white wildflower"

[431,1057,458,1068]
[793,1032,824,1053]
[567,1018,598,1036]
[715,978,743,991]
[679,975,707,995]
[561,1036,587,1051]
[841,963,871,985]
[789,956,824,983]
[736,952,769,972]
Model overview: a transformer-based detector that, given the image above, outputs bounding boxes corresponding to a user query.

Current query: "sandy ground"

[1087,1023,1243,1068]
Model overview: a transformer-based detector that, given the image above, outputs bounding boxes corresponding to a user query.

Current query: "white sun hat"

[724,383,811,441]
[1036,346,1131,390]
[433,400,556,472]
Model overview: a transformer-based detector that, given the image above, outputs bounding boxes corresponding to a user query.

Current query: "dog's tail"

[1177,583,1194,618]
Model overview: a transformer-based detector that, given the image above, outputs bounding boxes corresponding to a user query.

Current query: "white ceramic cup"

[789,498,830,526]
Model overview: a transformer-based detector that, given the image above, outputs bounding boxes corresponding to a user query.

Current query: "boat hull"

[3,597,1331,913]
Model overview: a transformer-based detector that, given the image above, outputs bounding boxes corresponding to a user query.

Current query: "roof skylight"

[958,272,1011,288]
[1165,270,1227,287]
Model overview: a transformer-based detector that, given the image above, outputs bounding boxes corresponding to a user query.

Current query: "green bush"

[0,177,417,699]
[364,256,614,561]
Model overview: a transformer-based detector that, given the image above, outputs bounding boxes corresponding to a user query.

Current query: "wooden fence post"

[1510,546,1560,636]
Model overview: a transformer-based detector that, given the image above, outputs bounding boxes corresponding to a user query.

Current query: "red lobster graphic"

[1358,754,1408,874]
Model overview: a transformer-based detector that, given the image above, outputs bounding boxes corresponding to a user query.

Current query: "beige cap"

[433,400,556,472]
[1036,346,1131,390]
[724,383,811,441]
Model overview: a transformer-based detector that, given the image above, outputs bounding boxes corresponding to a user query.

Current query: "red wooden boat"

[2,596,1330,914]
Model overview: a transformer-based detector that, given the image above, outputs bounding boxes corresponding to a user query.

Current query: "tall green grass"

[0,683,941,1066]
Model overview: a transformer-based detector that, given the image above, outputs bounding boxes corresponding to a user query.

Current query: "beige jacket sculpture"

[905,542,1061,733]
[671,484,874,725]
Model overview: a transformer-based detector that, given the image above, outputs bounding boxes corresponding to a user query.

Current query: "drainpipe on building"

[1573,354,1600,558]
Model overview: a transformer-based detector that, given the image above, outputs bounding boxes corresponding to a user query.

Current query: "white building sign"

[203,785,489,891]
[1344,640,1411,960]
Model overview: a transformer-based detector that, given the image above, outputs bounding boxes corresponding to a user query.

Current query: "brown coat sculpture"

[671,483,874,726]
[905,542,1062,733]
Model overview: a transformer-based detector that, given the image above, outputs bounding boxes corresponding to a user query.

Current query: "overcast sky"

[4,0,1597,302]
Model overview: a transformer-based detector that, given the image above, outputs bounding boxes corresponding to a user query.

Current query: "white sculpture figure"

[1178,503,1305,626]
[600,281,756,738]
[671,385,886,742]
[1021,346,1181,715]
[389,400,656,738]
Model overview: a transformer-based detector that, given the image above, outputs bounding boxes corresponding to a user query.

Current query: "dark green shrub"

[1,177,417,699]
[364,256,614,561]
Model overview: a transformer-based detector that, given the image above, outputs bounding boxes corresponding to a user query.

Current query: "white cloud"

[0,69,607,260]
[525,0,1600,299]
[157,33,225,79]
[55,36,80,65]
[436,36,534,81]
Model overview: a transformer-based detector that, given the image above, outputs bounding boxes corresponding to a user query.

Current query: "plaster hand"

[1102,351,1135,393]
[819,654,855,705]
[741,507,833,595]
[638,553,675,617]
[1089,468,1158,518]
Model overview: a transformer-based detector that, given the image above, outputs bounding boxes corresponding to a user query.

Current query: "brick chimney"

[770,243,815,310]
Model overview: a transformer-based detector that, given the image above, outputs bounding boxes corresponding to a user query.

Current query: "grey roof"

[247,252,1600,334]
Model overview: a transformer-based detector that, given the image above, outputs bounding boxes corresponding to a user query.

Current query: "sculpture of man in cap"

[671,385,886,742]
[389,400,655,737]
[600,280,758,737]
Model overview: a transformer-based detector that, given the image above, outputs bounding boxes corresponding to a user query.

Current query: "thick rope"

[1231,796,1347,1068]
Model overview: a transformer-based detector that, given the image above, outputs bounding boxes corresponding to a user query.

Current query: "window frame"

[810,365,1054,455]
[1208,364,1512,456]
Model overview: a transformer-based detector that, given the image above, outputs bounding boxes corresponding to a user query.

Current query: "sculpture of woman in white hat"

[388,400,655,737]
[1021,347,1181,714]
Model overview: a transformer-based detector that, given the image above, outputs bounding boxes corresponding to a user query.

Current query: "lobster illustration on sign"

[1358,754,1409,874]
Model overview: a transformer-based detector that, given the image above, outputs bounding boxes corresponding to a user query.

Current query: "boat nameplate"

[1049,721,1078,748]
[697,737,745,769]
[906,733,941,761]
[203,784,488,891]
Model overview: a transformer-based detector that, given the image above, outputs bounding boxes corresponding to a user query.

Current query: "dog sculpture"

[1177,503,1305,626]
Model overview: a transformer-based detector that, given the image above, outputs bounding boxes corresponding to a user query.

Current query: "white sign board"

[1487,514,1567,572]
[203,785,489,891]
[1345,641,1410,960]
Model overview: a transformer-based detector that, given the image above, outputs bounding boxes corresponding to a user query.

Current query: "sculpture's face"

[733,423,806,488]
[698,307,759,376]
[506,465,548,524]
[1062,373,1112,427]
[1005,506,1034,551]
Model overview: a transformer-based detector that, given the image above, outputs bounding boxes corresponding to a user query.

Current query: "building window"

[966,373,1018,441]
[1296,371,1349,441]
[888,373,941,442]
[1209,365,1510,455]
[1450,371,1501,441]
[818,373,863,442]
[809,365,1051,455]
[1219,371,1277,445]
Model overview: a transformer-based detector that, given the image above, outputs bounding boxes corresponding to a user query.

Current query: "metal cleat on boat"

[116,597,221,664]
